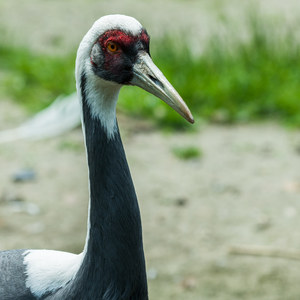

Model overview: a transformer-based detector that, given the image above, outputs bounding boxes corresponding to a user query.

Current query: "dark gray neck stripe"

[53,73,148,299]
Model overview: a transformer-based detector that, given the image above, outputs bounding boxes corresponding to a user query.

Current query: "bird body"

[0,15,193,300]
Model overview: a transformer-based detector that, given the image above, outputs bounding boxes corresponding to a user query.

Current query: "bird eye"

[107,42,119,53]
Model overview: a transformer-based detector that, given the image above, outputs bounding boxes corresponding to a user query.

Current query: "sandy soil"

[1,1,300,299]
[1,99,300,299]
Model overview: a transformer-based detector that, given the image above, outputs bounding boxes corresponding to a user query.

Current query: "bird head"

[76,15,194,132]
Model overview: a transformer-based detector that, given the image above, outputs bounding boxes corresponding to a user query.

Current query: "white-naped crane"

[0,15,194,299]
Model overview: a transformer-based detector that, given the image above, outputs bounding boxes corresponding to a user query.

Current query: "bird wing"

[0,93,81,143]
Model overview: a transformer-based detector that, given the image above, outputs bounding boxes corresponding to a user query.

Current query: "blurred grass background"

[1,3,300,300]
[0,10,300,129]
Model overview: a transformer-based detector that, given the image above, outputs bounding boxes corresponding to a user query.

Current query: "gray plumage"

[0,250,34,300]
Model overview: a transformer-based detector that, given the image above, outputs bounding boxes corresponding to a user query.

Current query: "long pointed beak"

[130,52,194,124]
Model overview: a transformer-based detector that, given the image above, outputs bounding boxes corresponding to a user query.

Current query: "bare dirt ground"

[2,101,300,300]
[1,1,300,299]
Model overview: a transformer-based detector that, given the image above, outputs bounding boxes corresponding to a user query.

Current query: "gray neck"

[58,73,148,299]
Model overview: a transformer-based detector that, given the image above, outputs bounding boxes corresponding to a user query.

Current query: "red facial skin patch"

[90,29,150,82]
[99,29,149,51]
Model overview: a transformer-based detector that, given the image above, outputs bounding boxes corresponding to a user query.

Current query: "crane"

[0,14,194,299]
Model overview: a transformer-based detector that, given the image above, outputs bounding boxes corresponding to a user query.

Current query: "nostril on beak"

[148,74,164,89]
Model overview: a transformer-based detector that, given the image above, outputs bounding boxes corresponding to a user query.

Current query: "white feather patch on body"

[23,250,84,298]
[75,14,143,140]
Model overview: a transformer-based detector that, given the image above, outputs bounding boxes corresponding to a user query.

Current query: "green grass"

[1,12,300,129]
[172,146,202,160]
[0,44,75,112]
